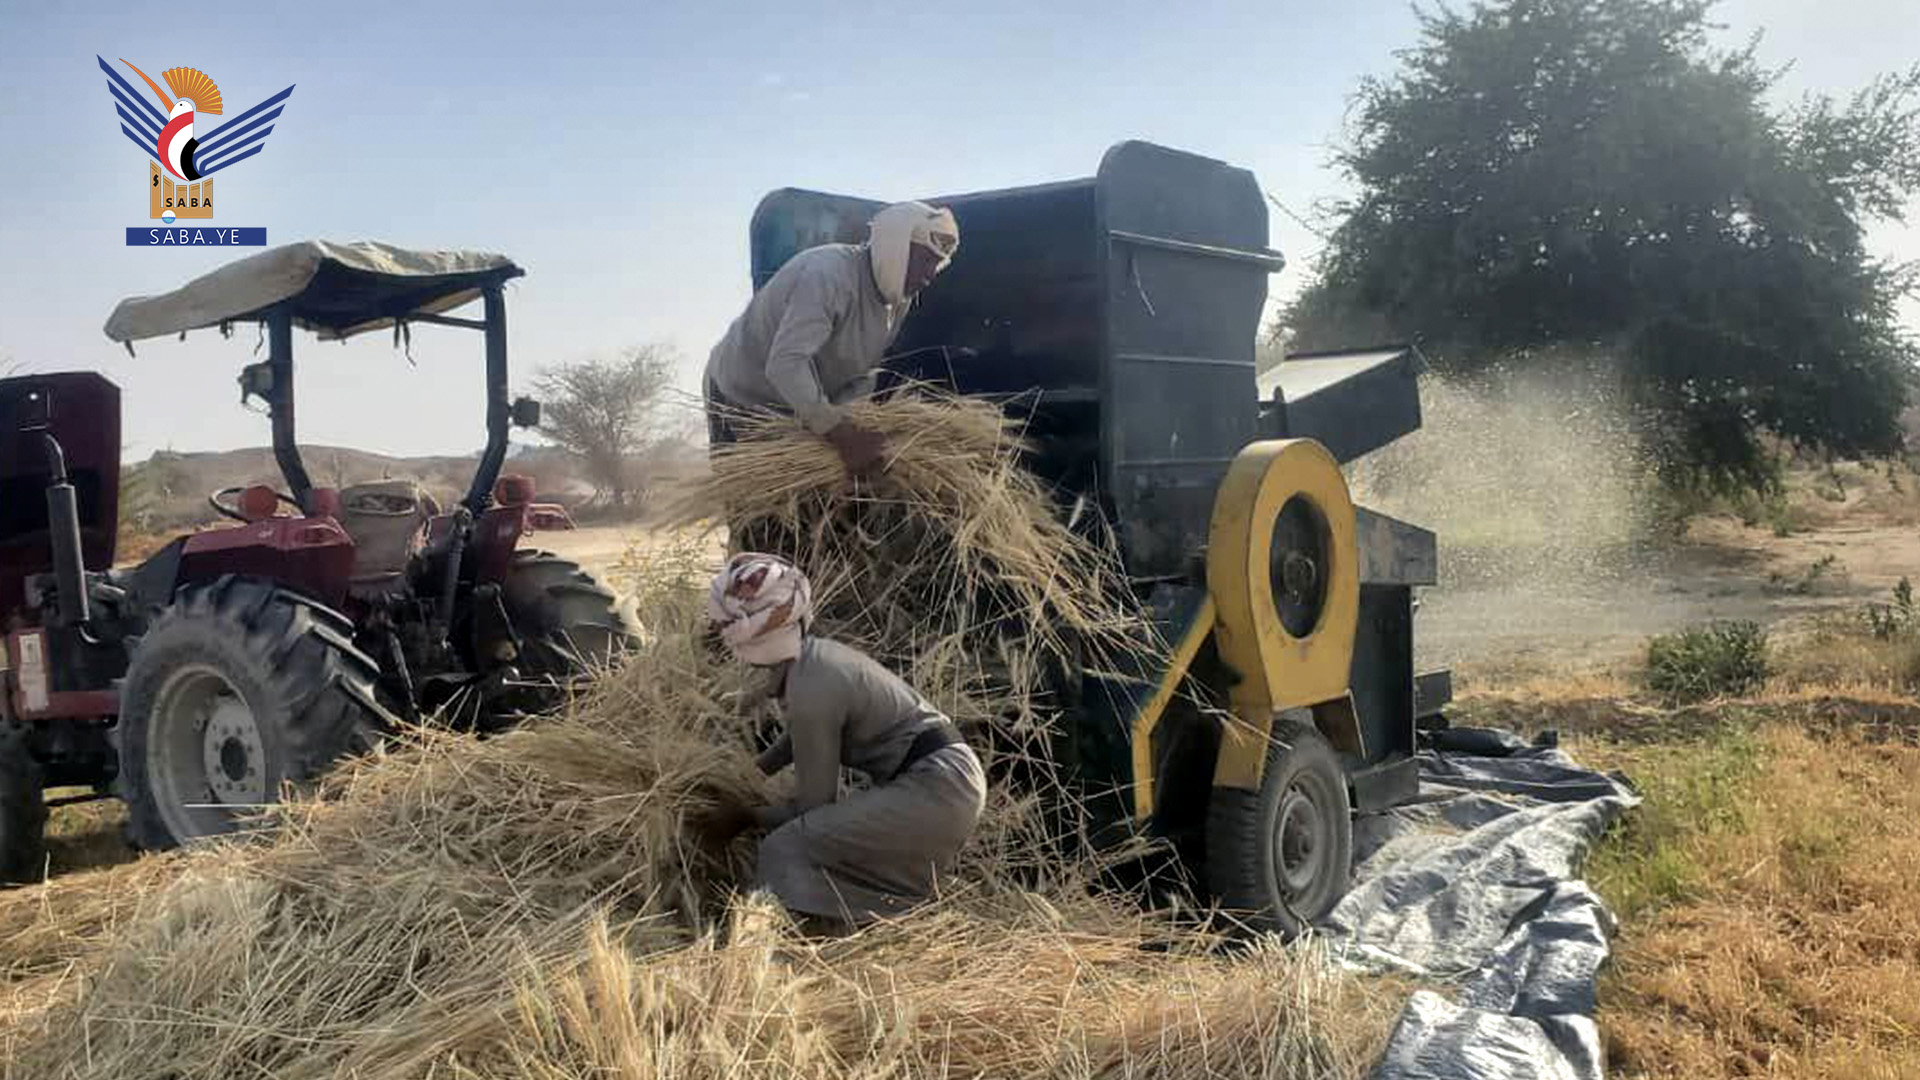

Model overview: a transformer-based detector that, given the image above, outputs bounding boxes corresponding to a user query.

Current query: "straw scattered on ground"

[0,391,1400,1079]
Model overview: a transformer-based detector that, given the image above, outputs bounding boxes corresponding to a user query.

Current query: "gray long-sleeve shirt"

[755,637,949,827]
[706,244,905,434]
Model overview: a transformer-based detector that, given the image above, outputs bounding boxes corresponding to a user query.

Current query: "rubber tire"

[1205,717,1353,938]
[0,724,48,886]
[499,550,642,680]
[118,576,391,851]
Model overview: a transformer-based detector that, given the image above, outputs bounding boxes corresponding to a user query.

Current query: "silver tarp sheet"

[1332,729,1640,1080]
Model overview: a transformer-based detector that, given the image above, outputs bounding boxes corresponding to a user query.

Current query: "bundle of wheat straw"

[672,390,1149,662]
[1,698,771,1078]
[667,390,1158,796]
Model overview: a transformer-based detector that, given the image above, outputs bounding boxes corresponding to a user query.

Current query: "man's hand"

[823,420,888,476]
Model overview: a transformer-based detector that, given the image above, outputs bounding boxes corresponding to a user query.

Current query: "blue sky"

[2,0,1914,458]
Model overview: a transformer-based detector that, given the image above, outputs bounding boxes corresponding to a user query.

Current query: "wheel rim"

[148,664,268,842]
[1273,781,1329,897]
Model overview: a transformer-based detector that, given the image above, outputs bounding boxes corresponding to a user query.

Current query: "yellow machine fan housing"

[161,67,223,114]
[1204,437,1360,791]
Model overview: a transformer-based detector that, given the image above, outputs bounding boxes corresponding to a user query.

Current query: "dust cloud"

[1342,358,1739,670]
[1347,358,1654,589]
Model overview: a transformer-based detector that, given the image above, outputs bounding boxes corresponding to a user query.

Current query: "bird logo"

[98,56,295,222]
[119,60,222,181]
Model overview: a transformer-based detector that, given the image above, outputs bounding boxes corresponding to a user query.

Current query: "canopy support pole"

[267,306,315,508]
[463,284,510,514]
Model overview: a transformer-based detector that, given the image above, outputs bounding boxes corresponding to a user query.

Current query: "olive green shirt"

[756,637,948,826]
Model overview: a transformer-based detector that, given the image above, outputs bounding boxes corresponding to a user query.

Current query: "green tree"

[533,343,677,508]
[1284,0,1920,490]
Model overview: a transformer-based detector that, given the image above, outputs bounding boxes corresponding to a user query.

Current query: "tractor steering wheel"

[208,486,302,523]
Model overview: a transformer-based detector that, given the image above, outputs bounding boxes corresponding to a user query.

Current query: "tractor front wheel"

[118,576,392,850]
[1205,717,1353,938]
[0,723,47,885]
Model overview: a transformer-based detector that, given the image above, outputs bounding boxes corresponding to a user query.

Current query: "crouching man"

[708,553,986,930]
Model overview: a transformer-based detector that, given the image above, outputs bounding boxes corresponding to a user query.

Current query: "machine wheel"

[499,550,642,683]
[118,576,391,850]
[1205,717,1353,938]
[0,724,48,885]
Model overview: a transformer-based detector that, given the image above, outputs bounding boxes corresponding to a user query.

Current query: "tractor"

[0,241,638,878]
[737,141,1451,934]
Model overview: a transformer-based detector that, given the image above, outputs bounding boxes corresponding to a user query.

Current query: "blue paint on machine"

[127,227,266,246]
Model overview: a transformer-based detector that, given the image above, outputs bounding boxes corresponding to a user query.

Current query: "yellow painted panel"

[1129,595,1217,822]
[1205,438,1359,790]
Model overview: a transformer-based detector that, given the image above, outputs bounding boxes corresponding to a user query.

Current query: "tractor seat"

[336,480,434,597]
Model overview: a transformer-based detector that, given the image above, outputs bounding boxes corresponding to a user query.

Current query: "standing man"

[705,201,959,475]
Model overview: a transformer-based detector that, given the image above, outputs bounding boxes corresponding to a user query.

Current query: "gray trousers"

[756,745,987,924]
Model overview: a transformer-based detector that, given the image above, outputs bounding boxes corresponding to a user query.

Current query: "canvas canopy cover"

[103,240,523,344]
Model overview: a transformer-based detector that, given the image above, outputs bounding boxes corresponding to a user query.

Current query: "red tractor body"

[0,242,639,879]
[0,373,120,616]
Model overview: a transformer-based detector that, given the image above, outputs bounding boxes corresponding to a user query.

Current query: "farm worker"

[705,201,960,476]
[708,552,986,930]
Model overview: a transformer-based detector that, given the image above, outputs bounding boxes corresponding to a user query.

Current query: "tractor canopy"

[103,240,524,344]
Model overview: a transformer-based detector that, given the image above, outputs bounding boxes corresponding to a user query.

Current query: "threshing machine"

[746,141,1449,934]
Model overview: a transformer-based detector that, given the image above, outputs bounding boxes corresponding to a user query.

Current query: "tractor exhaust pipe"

[41,433,90,627]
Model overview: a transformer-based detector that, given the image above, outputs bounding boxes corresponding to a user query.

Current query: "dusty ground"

[533,522,646,576]
[541,519,732,580]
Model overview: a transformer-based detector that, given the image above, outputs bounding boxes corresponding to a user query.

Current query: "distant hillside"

[122,440,704,533]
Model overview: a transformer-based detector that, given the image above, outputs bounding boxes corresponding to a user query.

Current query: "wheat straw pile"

[674,393,1149,755]
[0,392,1401,1079]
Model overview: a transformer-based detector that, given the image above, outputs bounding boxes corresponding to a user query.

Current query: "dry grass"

[0,660,1397,1080]
[1783,459,1920,530]
[1481,609,1920,1079]
[1769,617,1920,698]
[0,392,1397,1080]
[1598,724,1920,1080]
[463,897,1397,1080]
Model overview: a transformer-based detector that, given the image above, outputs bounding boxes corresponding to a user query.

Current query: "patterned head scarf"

[708,552,814,666]
[868,201,960,305]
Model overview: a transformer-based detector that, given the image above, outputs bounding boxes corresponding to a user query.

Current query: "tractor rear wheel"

[0,723,48,885]
[500,550,642,685]
[1205,717,1353,938]
[118,576,392,850]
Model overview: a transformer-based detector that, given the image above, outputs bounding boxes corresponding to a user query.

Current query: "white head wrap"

[708,552,814,666]
[868,201,960,305]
